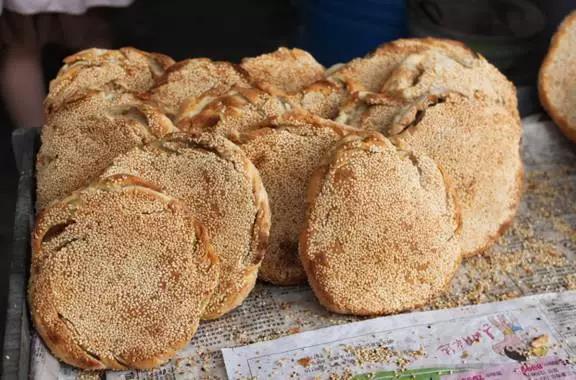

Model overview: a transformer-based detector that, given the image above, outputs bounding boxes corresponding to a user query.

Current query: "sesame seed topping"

[37,92,177,210]
[101,133,270,319]
[241,47,325,94]
[30,176,218,370]
[300,133,461,315]
[239,114,358,285]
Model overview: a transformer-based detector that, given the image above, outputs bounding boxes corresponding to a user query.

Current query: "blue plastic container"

[297,0,408,65]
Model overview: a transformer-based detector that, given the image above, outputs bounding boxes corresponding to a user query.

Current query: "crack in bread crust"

[241,47,326,95]
[45,47,174,115]
[144,59,252,117]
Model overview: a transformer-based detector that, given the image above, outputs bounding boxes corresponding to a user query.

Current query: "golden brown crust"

[299,133,461,315]
[36,91,177,210]
[461,164,525,257]
[331,37,518,121]
[241,47,325,94]
[386,93,523,257]
[334,91,410,130]
[539,10,576,143]
[144,58,251,116]
[101,133,270,319]
[373,37,481,61]
[237,112,360,285]
[175,86,294,139]
[45,47,174,114]
[30,175,219,370]
[289,79,350,120]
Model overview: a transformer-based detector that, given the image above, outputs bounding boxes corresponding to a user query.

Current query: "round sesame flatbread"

[101,133,270,319]
[237,112,357,285]
[241,47,325,94]
[379,48,515,112]
[29,175,219,370]
[386,93,523,257]
[45,47,174,114]
[539,10,576,143]
[331,37,517,121]
[333,38,486,92]
[36,91,177,210]
[145,58,251,117]
[300,133,461,315]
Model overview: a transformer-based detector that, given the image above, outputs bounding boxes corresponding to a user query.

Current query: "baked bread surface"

[238,113,357,285]
[102,133,270,319]
[30,175,219,370]
[299,133,461,315]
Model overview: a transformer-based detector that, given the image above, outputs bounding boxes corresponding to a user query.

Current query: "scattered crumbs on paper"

[427,166,576,311]
[565,273,576,290]
[329,369,353,380]
[288,327,302,334]
[296,357,312,367]
[76,371,102,380]
[531,334,549,348]
[345,343,426,371]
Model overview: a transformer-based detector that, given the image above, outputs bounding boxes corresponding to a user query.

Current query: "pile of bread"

[30,38,523,370]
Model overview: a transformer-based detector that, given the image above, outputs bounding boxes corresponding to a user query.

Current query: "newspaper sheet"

[223,291,576,379]
[29,114,576,379]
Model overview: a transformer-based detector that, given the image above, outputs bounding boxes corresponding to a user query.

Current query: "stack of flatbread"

[31,40,523,370]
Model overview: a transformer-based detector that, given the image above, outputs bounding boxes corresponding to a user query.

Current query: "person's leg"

[0,45,45,128]
[0,12,45,128]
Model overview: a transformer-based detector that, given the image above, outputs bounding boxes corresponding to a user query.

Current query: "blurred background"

[0,0,574,357]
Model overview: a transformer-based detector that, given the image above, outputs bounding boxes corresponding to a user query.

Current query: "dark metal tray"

[2,128,40,379]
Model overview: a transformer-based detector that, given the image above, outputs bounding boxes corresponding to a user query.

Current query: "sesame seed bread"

[236,112,359,285]
[386,93,523,257]
[145,59,251,117]
[241,47,325,94]
[332,38,518,120]
[380,49,517,117]
[335,92,410,131]
[175,86,294,139]
[539,10,576,143]
[101,133,270,319]
[288,79,350,120]
[30,175,219,370]
[36,91,177,210]
[332,38,482,94]
[299,133,461,316]
[45,47,174,115]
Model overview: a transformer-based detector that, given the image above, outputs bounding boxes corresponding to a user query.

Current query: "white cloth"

[0,0,133,15]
